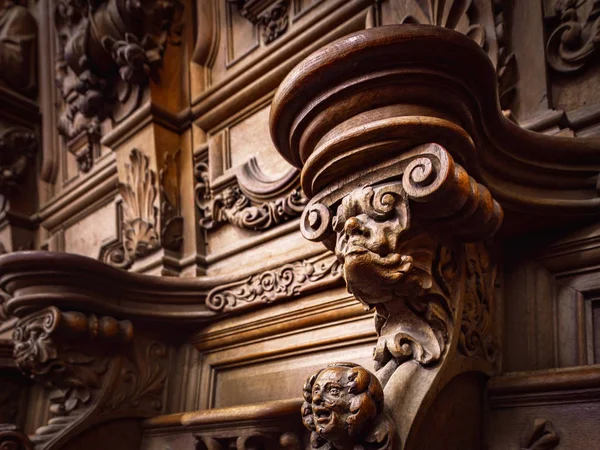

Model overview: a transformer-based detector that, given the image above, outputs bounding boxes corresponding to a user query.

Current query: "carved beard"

[342,251,413,304]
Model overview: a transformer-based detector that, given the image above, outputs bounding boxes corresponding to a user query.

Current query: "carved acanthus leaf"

[0,127,37,195]
[120,148,160,260]
[258,0,289,45]
[199,185,307,232]
[546,0,600,73]
[206,252,342,312]
[459,242,499,364]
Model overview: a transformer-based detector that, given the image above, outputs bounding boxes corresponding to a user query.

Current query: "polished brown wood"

[0,1,600,449]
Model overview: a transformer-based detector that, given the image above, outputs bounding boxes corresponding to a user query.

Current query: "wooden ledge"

[488,366,600,407]
[143,398,303,429]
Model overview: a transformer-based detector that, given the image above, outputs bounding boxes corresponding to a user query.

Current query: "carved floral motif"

[258,0,289,45]
[199,185,307,231]
[120,148,160,260]
[459,242,499,364]
[301,363,395,450]
[54,0,182,171]
[206,252,342,312]
[546,0,600,72]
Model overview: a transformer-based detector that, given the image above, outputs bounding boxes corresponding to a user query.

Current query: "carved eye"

[329,387,340,396]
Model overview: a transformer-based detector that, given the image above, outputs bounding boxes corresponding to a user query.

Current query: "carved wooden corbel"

[12,306,169,449]
[270,24,600,449]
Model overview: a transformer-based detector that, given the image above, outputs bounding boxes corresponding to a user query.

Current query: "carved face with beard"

[333,183,414,305]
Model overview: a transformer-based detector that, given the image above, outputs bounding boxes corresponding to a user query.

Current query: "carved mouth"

[314,407,332,423]
[344,244,368,257]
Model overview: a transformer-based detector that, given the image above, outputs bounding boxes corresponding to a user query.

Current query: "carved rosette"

[12,307,168,448]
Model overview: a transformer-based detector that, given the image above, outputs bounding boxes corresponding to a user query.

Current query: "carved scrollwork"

[546,0,600,73]
[199,185,307,232]
[120,148,160,260]
[301,363,395,450]
[12,307,168,447]
[459,242,499,364]
[0,127,37,195]
[0,424,34,450]
[206,252,342,312]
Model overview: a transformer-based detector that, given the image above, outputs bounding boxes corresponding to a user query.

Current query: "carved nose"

[344,217,365,236]
[312,391,323,404]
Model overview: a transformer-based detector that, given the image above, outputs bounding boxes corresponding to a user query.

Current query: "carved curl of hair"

[302,362,384,441]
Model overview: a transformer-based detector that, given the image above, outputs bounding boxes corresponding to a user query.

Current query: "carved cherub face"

[302,363,383,449]
[310,367,354,440]
[333,184,413,304]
